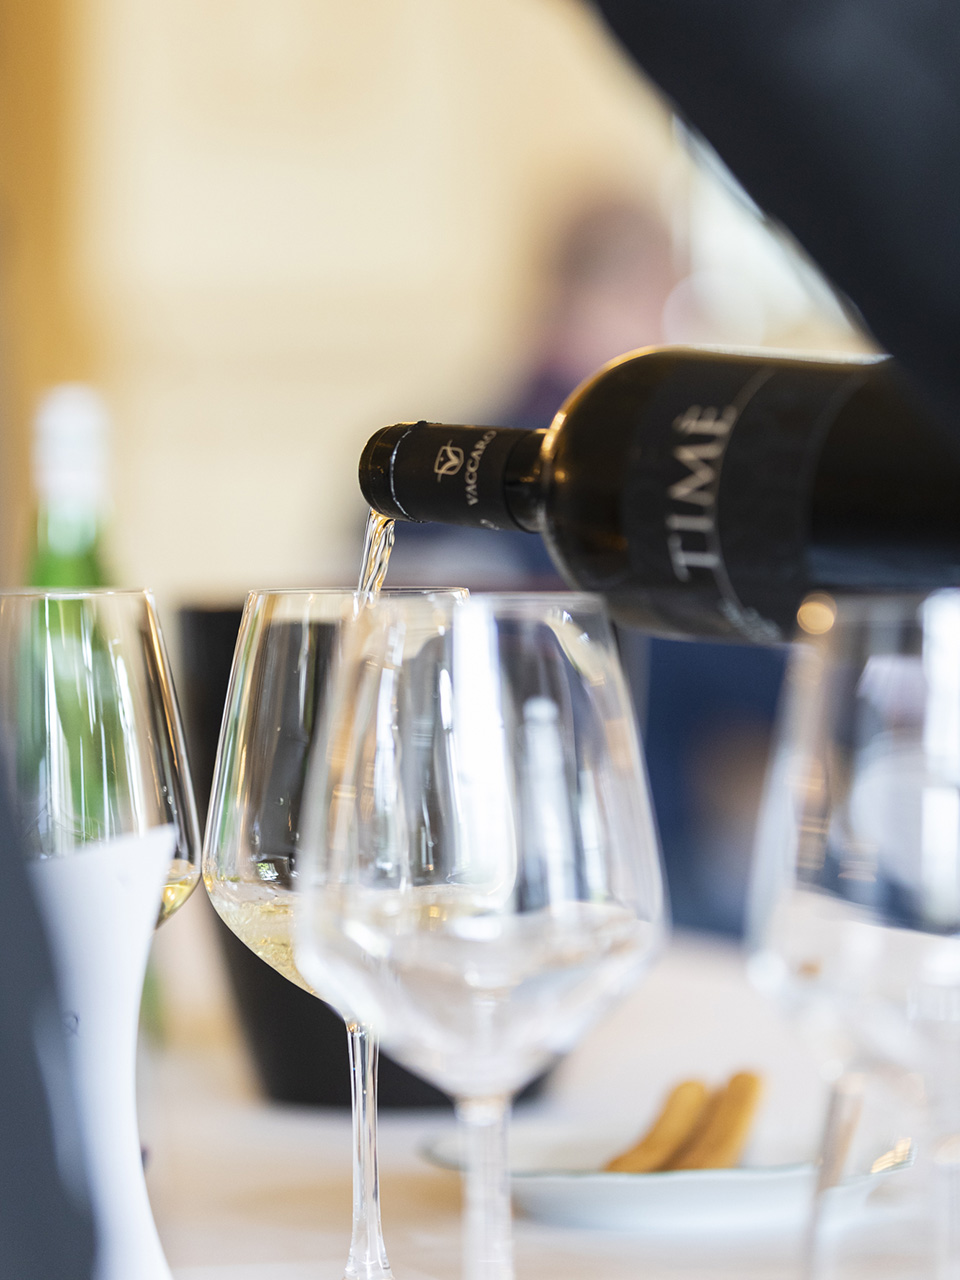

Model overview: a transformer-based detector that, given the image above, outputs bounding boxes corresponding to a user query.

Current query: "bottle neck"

[30,383,112,586]
[36,501,99,556]
[359,422,544,532]
[30,502,108,588]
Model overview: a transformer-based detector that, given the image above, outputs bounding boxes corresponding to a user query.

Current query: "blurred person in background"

[389,0,960,935]
[569,0,960,930]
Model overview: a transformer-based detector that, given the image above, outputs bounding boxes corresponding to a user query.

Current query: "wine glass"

[296,591,666,1280]
[0,589,201,1280]
[748,590,960,1277]
[203,587,464,1280]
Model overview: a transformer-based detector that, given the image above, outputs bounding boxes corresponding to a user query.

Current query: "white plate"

[421,1126,907,1236]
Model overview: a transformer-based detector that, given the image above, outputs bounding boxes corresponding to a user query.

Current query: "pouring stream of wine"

[358,510,396,606]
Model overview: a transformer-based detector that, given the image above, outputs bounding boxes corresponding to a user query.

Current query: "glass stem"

[345,1022,393,1280]
[456,1094,513,1280]
[803,1069,866,1280]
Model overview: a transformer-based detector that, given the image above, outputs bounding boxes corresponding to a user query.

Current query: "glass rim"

[458,590,604,607]
[339,591,611,630]
[244,586,465,600]
[0,587,155,601]
[242,587,605,609]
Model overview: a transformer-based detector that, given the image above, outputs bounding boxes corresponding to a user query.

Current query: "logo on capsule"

[434,441,464,480]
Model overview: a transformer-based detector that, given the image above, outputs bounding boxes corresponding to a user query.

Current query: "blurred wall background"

[1,0,683,597]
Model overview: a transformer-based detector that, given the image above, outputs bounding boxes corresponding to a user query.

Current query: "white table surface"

[140,933,912,1280]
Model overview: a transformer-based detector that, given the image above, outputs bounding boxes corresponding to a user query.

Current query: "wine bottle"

[359,347,960,641]
[21,385,125,850]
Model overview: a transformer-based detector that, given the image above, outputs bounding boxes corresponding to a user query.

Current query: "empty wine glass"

[0,589,201,1280]
[296,592,666,1280]
[749,590,960,1277]
[203,587,464,1280]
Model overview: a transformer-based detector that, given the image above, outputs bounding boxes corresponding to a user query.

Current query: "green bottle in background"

[27,384,111,588]
[20,383,123,843]
[24,385,169,1033]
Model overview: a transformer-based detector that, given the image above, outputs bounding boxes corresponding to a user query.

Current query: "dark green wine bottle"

[359,346,960,642]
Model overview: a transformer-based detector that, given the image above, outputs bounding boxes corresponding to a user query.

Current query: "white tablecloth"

[141,934,901,1279]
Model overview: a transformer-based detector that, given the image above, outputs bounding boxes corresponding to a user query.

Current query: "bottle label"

[619,356,869,640]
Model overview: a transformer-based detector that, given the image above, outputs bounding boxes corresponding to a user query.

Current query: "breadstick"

[604,1080,710,1173]
[665,1071,763,1171]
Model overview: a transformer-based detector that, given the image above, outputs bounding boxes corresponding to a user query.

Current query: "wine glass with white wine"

[0,588,201,1280]
[203,586,463,1280]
